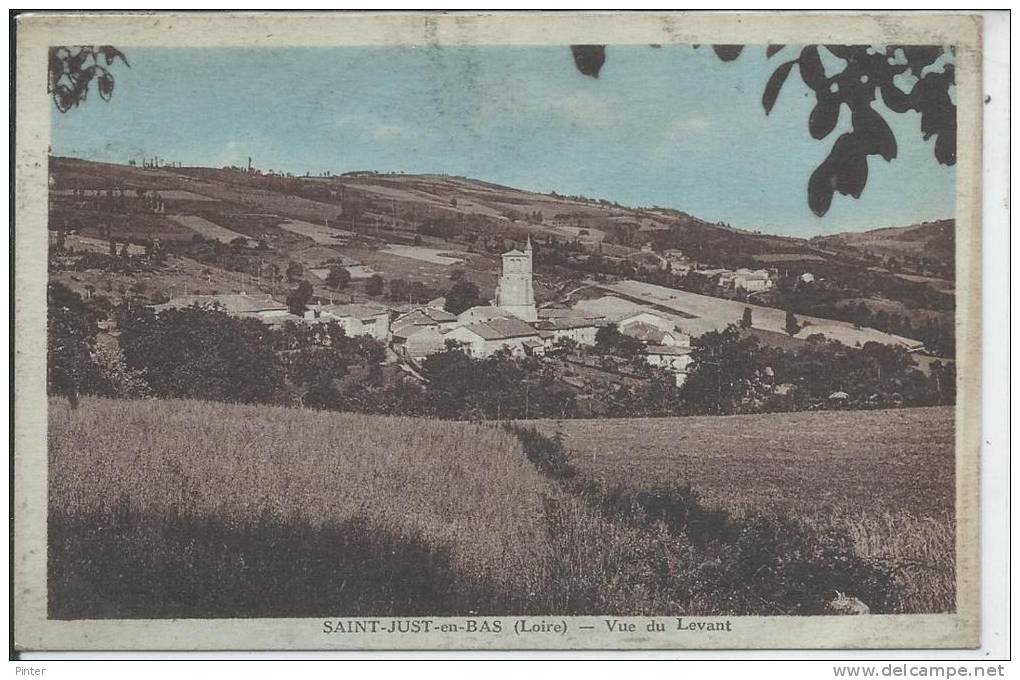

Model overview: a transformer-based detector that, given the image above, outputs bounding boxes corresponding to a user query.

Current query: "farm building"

[150,293,290,321]
[617,310,677,334]
[443,317,544,358]
[620,321,689,348]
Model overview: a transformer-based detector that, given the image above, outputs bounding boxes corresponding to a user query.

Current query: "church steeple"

[494,238,537,322]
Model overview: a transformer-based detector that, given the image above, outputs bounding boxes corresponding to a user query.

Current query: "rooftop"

[621,321,673,344]
[396,307,459,325]
[152,293,287,315]
[463,317,540,340]
[458,305,514,322]
[316,303,389,321]
[538,316,604,330]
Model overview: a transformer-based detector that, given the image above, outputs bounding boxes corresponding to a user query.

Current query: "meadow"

[531,406,956,613]
[49,397,556,617]
[166,214,254,245]
[48,397,954,619]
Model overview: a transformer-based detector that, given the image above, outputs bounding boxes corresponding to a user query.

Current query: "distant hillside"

[812,219,955,280]
[48,155,902,272]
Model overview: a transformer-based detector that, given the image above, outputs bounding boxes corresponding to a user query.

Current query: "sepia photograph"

[13,11,987,652]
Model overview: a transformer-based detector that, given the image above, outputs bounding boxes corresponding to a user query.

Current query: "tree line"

[49,283,953,420]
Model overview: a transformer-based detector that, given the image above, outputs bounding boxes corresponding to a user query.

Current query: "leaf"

[762,60,796,114]
[808,98,840,139]
[824,44,859,60]
[880,83,912,113]
[798,45,826,91]
[52,85,73,113]
[852,106,897,161]
[97,72,115,101]
[98,45,130,67]
[934,125,956,165]
[713,45,744,62]
[807,159,836,217]
[826,133,869,199]
[835,153,869,199]
[766,44,785,58]
[570,45,606,78]
[900,46,942,77]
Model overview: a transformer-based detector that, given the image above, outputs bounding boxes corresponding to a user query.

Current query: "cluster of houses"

[150,237,696,385]
[623,245,779,294]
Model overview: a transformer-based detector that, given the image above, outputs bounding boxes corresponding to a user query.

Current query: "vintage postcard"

[13,11,983,651]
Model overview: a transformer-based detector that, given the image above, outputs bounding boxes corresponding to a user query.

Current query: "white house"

[395,325,448,360]
[310,303,391,341]
[391,306,461,358]
[731,268,774,292]
[644,345,693,386]
[536,315,602,347]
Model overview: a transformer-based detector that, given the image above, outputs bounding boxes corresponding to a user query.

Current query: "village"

[146,236,700,386]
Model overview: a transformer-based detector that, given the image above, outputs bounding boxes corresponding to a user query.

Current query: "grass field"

[530,407,954,517]
[49,397,558,617]
[166,214,254,245]
[382,244,467,265]
[48,397,955,618]
[531,406,956,612]
[275,219,355,245]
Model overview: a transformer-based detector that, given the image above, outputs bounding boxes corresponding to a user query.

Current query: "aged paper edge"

[12,10,984,651]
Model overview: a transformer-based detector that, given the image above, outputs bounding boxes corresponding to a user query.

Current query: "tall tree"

[286,281,313,315]
[325,265,351,290]
[444,279,483,315]
[785,309,800,336]
[47,282,107,397]
[679,326,769,415]
[365,274,385,297]
[285,261,304,283]
[740,306,753,329]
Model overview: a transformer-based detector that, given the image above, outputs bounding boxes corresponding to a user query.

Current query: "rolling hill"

[812,219,955,282]
[50,156,952,278]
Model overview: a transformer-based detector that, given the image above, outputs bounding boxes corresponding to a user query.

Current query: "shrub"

[510,427,901,615]
[507,424,576,479]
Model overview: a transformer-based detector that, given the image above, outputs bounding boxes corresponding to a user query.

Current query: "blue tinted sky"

[51,46,955,237]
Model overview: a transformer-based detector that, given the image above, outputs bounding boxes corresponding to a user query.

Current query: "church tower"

[495,236,537,322]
